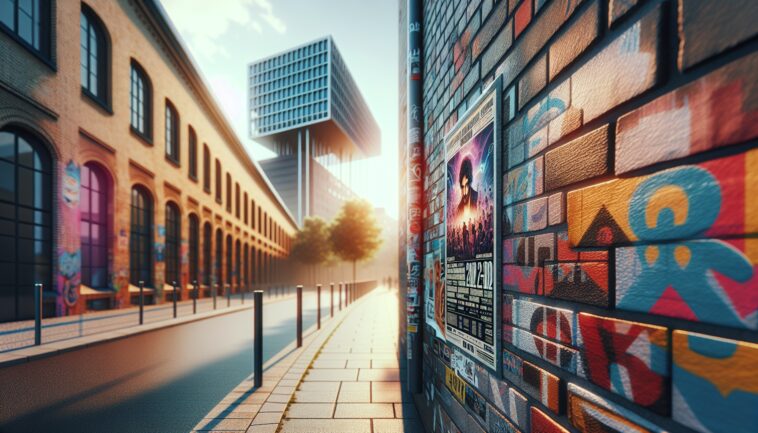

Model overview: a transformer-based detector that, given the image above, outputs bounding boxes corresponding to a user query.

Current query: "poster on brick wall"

[444,77,501,371]
[424,239,446,339]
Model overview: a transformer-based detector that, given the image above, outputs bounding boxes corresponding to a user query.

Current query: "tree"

[329,199,382,290]
[290,216,331,284]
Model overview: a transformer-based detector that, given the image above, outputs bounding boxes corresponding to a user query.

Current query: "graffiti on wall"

[502,348,560,414]
[577,313,669,414]
[57,160,82,313]
[568,383,666,433]
[672,331,758,433]
[567,150,757,329]
[425,239,446,339]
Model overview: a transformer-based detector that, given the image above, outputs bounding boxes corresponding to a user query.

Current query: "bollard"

[172,281,178,318]
[139,280,145,325]
[339,282,343,311]
[330,282,334,318]
[253,290,263,387]
[193,280,198,314]
[226,284,231,307]
[34,283,42,345]
[316,284,322,330]
[296,285,303,348]
[213,283,218,309]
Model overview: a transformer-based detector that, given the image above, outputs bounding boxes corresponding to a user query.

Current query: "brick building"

[0,0,297,323]
[400,1,757,433]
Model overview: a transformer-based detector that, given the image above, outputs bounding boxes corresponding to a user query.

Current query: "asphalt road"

[0,289,335,433]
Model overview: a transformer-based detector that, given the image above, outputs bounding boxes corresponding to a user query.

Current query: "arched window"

[80,162,109,289]
[244,193,248,224]
[214,228,223,288]
[188,214,199,284]
[130,60,152,139]
[235,182,240,218]
[214,159,221,202]
[0,0,51,57]
[188,127,197,179]
[130,186,152,286]
[165,100,179,162]
[225,173,231,212]
[202,144,210,192]
[225,235,232,289]
[202,222,211,286]
[0,127,52,322]
[235,239,241,290]
[80,5,109,105]
[243,244,249,290]
[165,202,180,285]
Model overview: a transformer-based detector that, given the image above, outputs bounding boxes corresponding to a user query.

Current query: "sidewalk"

[194,288,424,433]
[0,289,297,353]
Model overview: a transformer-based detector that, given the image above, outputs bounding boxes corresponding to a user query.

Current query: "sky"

[159,0,400,218]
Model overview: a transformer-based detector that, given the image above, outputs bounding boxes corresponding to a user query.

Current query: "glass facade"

[248,37,380,158]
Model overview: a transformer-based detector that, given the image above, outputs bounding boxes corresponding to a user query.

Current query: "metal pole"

[339,282,342,311]
[253,290,263,387]
[193,280,198,314]
[139,280,145,325]
[213,283,218,310]
[226,284,231,307]
[330,282,334,318]
[296,285,303,348]
[172,281,178,318]
[34,283,42,345]
[316,284,321,330]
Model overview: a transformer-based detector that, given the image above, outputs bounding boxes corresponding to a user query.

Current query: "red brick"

[609,0,640,27]
[514,0,533,38]
[531,407,570,433]
[472,2,509,60]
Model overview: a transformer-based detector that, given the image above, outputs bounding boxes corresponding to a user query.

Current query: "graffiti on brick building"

[57,160,82,313]
[577,313,669,414]
[672,331,758,433]
[425,239,446,339]
[567,384,666,433]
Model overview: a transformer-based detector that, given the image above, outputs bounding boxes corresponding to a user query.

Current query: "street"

[0,290,332,433]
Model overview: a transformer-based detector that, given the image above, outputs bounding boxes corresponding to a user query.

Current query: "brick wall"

[0,0,296,317]
[407,1,758,432]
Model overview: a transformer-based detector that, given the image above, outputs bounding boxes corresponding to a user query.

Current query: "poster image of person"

[446,122,495,262]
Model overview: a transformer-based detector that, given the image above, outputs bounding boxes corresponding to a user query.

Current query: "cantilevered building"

[248,36,381,224]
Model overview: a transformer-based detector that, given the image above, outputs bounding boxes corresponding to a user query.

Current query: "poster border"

[443,75,502,375]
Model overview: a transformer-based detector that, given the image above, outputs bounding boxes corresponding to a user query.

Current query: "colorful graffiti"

[503,265,542,295]
[616,52,758,174]
[506,196,547,234]
[577,313,669,414]
[503,233,555,266]
[531,407,569,433]
[504,296,577,346]
[504,324,579,373]
[617,238,758,330]
[672,331,758,433]
[504,156,543,205]
[489,378,529,432]
[544,262,608,307]
[567,149,758,247]
[567,384,667,433]
[57,160,82,313]
[502,349,560,413]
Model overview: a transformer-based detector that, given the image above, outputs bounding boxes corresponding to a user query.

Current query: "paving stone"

[394,403,419,419]
[194,417,251,431]
[279,419,371,433]
[334,403,395,418]
[305,368,359,381]
[286,403,335,418]
[260,402,287,412]
[358,369,400,382]
[250,412,283,425]
[346,359,371,368]
[373,418,426,433]
[293,389,338,403]
[297,381,341,392]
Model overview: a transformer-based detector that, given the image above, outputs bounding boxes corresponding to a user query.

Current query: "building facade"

[401,1,758,433]
[0,0,297,323]
[248,37,380,223]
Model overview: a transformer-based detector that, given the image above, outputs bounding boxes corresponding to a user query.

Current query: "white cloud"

[161,0,286,60]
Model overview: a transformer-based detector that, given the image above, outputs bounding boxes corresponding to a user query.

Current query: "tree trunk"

[352,260,356,300]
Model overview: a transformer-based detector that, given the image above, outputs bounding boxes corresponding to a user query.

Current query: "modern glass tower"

[248,36,380,224]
